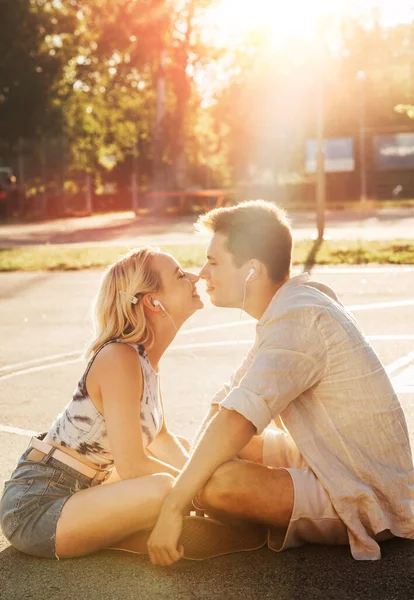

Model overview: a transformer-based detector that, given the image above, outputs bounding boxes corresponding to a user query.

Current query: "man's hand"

[147,409,255,566]
[147,503,185,566]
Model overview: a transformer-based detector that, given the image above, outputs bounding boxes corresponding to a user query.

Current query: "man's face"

[199,233,246,308]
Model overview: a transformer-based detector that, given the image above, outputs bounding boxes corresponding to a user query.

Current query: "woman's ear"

[142,293,158,312]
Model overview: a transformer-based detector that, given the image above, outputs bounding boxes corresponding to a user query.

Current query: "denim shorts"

[0,443,97,559]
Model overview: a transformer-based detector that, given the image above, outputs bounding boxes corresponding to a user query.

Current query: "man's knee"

[198,461,240,510]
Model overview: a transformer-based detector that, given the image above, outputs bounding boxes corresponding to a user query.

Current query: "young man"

[147,199,414,566]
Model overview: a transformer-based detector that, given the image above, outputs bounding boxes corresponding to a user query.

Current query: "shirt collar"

[257,272,310,329]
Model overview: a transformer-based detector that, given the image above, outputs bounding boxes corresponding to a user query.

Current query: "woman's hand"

[147,503,185,566]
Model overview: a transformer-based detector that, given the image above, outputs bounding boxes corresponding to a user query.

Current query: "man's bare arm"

[154,409,255,520]
[191,404,219,449]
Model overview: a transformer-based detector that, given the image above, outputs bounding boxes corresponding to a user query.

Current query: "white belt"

[28,436,110,482]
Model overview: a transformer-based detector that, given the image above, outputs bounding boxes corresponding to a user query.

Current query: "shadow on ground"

[1,538,414,600]
[0,215,200,247]
[303,238,324,274]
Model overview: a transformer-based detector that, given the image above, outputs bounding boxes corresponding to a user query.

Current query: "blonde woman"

[0,248,266,561]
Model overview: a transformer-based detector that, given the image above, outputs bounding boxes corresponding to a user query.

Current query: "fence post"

[17,137,25,216]
[40,138,47,216]
[131,139,139,214]
[85,173,93,215]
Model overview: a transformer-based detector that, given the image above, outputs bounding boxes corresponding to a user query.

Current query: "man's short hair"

[197,199,292,282]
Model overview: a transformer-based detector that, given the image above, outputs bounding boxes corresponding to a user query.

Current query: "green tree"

[0,0,73,147]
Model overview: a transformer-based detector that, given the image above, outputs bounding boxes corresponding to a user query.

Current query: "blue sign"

[305,138,354,173]
[374,134,414,170]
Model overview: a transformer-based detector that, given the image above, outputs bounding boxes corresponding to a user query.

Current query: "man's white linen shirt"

[211,273,414,560]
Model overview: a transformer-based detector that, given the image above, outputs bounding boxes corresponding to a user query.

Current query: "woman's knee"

[125,473,174,511]
[176,435,190,452]
[150,473,174,498]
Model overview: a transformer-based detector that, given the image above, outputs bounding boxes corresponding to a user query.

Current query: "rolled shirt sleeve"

[219,308,328,435]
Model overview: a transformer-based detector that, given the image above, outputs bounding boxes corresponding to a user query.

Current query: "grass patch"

[1,240,414,272]
[0,245,207,271]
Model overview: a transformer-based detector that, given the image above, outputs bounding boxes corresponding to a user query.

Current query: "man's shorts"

[263,428,351,551]
[263,428,394,551]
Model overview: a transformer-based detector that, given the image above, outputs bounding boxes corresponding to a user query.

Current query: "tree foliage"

[0,0,413,192]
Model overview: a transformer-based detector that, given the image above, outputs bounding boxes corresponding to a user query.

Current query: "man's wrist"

[162,489,190,514]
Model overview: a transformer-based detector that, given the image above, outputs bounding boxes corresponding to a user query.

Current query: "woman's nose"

[198,264,208,279]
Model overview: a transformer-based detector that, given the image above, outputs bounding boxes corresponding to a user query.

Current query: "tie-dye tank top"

[48,339,163,469]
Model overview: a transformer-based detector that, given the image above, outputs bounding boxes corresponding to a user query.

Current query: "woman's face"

[152,253,203,324]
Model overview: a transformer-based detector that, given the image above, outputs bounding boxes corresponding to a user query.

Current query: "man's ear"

[248,259,261,280]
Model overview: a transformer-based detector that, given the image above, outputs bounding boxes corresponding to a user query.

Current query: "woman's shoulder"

[91,340,143,375]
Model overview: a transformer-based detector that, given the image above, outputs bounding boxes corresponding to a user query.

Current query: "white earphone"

[245,267,255,282]
[152,298,166,311]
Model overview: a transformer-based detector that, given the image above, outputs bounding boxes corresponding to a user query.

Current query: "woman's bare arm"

[93,344,180,479]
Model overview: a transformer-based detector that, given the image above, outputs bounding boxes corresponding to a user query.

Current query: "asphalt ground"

[1,265,414,600]
[1,207,414,247]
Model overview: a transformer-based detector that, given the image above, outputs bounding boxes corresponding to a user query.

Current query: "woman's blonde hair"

[86,247,162,358]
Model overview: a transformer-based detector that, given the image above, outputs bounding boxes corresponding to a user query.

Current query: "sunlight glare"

[205,0,349,44]
[203,0,413,47]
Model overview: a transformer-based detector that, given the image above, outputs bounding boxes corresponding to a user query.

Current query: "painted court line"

[369,335,414,341]
[310,267,414,274]
[0,321,254,373]
[1,298,413,375]
[392,365,414,389]
[0,424,38,437]
[181,299,414,336]
[348,300,414,312]
[1,337,414,380]
[0,351,80,374]
[385,352,414,376]
[171,340,253,350]
[0,358,83,381]
[1,350,414,439]
[180,320,255,335]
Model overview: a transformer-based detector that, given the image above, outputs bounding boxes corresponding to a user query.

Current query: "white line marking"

[1,336,414,379]
[0,424,38,437]
[181,300,414,335]
[173,338,414,352]
[385,352,414,376]
[1,296,413,375]
[0,358,83,381]
[392,365,414,388]
[2,344,414,438]
[180,320,255,335]
[309,267,414,274]
[170,340,253,350]
[369,335,414,341]
[349,300,414,312]
[0,351,81,373]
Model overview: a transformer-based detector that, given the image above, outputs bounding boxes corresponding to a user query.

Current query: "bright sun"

[202,0,413,46]
[209,0,340,39]
[192,0,412,105]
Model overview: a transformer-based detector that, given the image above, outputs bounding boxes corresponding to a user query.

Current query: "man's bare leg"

[196,459,294,531]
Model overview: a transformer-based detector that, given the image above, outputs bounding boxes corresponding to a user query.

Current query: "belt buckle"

[89,467,110,484]
[28,435,38,449]
[101,469,112,483]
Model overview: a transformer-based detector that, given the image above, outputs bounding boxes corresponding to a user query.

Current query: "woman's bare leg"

[55,473,173,558]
